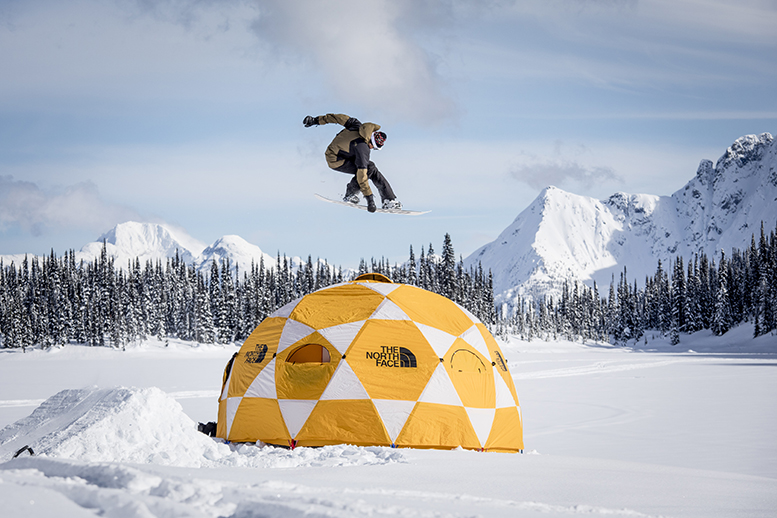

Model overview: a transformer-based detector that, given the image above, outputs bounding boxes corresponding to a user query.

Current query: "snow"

[466,133,777,304]
[1,329,775,517]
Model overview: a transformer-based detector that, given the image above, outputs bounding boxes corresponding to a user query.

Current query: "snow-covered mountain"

[194,235,279,274]
[465,133,777,305]
[76,221,207,267]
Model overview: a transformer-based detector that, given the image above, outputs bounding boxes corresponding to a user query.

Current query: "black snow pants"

[335,160,396,202]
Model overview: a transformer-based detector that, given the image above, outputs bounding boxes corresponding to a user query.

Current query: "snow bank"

[0,387,404,469]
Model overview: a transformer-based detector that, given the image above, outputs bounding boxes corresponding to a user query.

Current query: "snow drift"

[0,387,404,468]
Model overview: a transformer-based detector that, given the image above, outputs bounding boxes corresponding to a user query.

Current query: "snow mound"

[0,387,404,468]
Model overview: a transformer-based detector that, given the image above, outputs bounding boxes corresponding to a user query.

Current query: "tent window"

[286,344,331,364]
[450,349,487,374]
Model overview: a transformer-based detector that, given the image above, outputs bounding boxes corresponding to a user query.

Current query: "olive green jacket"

[317,113,381,196]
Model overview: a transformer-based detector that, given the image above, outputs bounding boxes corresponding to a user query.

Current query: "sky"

[1,0,775,269]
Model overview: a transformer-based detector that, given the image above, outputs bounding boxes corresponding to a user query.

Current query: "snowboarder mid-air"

[303,113,401,213]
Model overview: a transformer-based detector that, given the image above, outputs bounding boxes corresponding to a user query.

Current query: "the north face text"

[366,346,417,368]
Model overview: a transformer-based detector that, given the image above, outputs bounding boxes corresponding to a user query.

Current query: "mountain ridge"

[464,132,777,305]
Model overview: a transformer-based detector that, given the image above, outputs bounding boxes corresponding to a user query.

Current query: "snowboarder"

[303,113,401,213]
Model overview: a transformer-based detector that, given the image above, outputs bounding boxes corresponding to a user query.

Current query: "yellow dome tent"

[216,274,523,452]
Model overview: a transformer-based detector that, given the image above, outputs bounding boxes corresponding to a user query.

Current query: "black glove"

[303,115,318,127]
[344,117,361,131]
[366,195,376,213]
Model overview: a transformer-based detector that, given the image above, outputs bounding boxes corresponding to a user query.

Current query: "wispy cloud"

[509,141,623,191]
[511,160,622,190]
[0,176,142,236]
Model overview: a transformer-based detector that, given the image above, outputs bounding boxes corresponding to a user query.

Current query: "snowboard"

[315,194,430,215]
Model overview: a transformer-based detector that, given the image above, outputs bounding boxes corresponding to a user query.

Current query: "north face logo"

[366,346,417,368]
[245,344,268,364]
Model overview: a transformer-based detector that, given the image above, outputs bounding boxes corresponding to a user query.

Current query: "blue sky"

[1,0,775,268]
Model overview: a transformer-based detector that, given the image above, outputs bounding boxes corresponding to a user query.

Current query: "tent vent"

[354,272,393,283]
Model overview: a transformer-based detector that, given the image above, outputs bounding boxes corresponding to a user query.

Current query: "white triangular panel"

[225,396,242,437]
[459,325,491,359]
[372,399,417,443]
[270,297,303,318]
[244,358,277,399]
[278,399,318,438]
[220,368,233,400]
[494,367,517,408]
[277,319,315,354]
[465,407,496,448]
[418,363,463,407]
[414,322,457,358]
[363,282,401,296]
[319,320,366,354]
[456,302,482,326]
[369,299,410,321]
[320,360,370,400]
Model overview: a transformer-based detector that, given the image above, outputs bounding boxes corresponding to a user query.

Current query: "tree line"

[502,222,777,344]
[0,233,494,350]
[0,224,775,350]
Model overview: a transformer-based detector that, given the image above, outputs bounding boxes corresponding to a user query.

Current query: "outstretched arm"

[303,113,360,129]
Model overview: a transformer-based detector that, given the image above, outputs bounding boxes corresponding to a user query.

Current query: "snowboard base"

[315,194,430,216]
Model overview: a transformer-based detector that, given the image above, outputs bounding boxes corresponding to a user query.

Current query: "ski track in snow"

[512,358,686,380]
[0,457,661,518]
[0,390,219,409]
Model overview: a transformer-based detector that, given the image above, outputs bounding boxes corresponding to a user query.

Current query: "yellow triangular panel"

[290,284,384,328]
[388,285,474,337]
[216,398,228,439]
[228,397,290,445]
[347,319,438,401]
[484,406,524,452]
[396,402,480,450]
[296,400,391,447]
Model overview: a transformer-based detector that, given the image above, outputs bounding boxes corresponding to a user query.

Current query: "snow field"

[0,327,775,517]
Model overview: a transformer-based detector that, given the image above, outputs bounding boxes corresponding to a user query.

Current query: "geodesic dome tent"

[216,273,523,452]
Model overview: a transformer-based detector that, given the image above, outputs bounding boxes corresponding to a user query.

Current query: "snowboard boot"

[366,195,377,213]
[343,193,359,204]
[382,199,402,210]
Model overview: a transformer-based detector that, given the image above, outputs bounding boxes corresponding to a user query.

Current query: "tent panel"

[216,398,228,439]
[243,358,277,399]
[278,399,318,438]
[290,284,384,329]
[413,322,457,358]
[230,317,285,397]
[368,298,411,321]
[465,407,497,448]
[445,340,496,409]
[319,360,370,400]
[372,399,417,443]
[396,402,481,450]
[484,406,524,452]
[277,319,316,354]
[478,324,521,405]
[346,319,438,401]
[388,285,474,337]
[417,362,463,407]
[359,280,401,296]
[318,320,366,355]
[275,361,337,400]
[228,397,290,444]
[296,400,391,447]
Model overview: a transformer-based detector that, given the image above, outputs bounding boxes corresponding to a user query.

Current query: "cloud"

[0,176,142,236]
[247,0,458,124]
[511,160,621,190]
[509,142,623,191]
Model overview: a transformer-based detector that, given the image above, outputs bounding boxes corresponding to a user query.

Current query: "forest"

[1,223,775,350]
